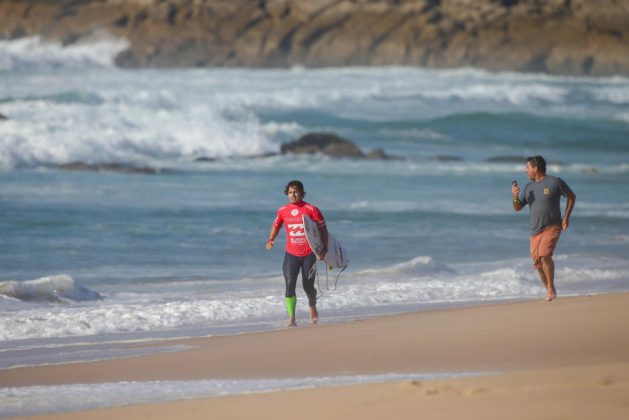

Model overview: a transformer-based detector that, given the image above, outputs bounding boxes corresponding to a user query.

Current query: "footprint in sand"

[398,381,440,396]
[463,387,489,396]
[400,381,489,397]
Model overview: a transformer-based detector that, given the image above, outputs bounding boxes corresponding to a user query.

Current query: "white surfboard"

[303,215,349,269]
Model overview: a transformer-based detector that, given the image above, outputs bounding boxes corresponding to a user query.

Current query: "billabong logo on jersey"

[287,223,305,237]
[544,188,550,195]
[291,209,299,216]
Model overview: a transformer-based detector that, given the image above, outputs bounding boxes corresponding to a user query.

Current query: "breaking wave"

[0,274,101,303]
[0,35,129,71]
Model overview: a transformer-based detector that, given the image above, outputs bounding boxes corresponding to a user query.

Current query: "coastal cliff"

[1,0,629,76]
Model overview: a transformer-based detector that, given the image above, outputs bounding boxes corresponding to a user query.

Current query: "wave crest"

[0,274,101,303]
[358,256,455,277]
[0,35,129,71]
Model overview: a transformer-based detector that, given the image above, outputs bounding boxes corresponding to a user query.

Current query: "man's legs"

[301,253,319,323]
[539,256,556,301]
[282,253,300,326]
[531,226,561,302]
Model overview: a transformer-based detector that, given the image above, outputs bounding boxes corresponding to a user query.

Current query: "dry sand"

[3,293,629,419]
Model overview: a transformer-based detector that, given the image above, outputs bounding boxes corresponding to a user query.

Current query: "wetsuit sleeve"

[311,206,326,228]
[272,209,284,228]
[557,177,574,197]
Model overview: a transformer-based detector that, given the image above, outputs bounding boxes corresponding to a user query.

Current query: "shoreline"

[2,292,629,418]
[10,362,629,420]
[0,296,535,371]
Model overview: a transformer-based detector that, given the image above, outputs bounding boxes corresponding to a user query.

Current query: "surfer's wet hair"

[527,155,546,174]
[284,180,306,197]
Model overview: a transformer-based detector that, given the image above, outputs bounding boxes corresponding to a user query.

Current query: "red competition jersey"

[273,201,326,257]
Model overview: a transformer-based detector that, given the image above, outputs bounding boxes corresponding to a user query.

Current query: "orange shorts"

[530,225,562,270]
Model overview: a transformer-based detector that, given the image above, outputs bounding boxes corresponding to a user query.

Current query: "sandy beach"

[3,292,629,419]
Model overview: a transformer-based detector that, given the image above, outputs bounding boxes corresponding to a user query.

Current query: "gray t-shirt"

[519,175,574,235]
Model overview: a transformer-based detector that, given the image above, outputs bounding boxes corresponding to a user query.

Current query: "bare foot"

[545,293,557,302]
[310,307,319,324]
[286,317,297,327]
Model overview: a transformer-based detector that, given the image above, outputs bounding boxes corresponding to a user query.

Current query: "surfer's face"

[287,186,303,203]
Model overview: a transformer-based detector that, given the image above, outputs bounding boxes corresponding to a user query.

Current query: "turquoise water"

[1,40,629,349]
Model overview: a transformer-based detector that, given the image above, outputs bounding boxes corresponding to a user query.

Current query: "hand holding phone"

[512,180,520,199]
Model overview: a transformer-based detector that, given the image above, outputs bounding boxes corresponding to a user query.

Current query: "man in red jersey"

[266,180,328,327]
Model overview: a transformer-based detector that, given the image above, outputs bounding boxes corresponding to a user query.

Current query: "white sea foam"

[0,371,486,417]
[592,86,629,105]
[0,89,279,170]
[0,35,129,71]
[419,83,568,106]
[2,256,627,343]
[0,291,283,341]
[359,256,454,276]
[1,65,628,170]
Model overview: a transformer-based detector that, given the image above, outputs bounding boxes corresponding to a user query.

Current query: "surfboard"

[302,215,349,269]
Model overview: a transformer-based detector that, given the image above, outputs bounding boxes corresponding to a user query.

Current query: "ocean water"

[2,36,629,372]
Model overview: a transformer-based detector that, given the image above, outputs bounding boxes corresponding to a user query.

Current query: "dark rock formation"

[281,133,363,157]
[366,147,396,160]
[56,162,161,174]
[194,156,217,162]
[430,155,464,162]
[486,155,528,163]
[1,0,628,76]
[0,113,8,120]
[281,132,399,159]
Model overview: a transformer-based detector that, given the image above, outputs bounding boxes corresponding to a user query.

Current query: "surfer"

[512,155,576,301]
[266,180,328,326]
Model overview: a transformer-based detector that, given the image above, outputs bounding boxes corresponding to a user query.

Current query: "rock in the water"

[281,133,400,160]
[281,133,365,158]
[366,148,401,160]
[430,155,464,162]
[0,113,8,120]
[194,157,217,162]
[57,162,160,174]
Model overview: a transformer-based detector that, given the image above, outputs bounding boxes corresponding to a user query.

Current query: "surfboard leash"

[311,261,349,301]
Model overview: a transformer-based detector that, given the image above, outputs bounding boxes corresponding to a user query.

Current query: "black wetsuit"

[283,252,317,307]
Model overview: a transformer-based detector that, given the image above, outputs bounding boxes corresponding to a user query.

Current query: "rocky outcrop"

[486,155,529,163]
[1,0,629,76]
[56,162,162,174]
[281,132,399,159]
[281,133,364,157]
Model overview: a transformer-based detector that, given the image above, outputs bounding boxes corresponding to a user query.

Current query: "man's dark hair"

[527,155,547,174]
[284,180,306,197]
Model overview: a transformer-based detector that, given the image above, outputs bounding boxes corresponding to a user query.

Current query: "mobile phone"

[512,180,518,187]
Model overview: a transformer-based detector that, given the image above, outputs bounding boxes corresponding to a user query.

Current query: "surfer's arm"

[266,226,280,250]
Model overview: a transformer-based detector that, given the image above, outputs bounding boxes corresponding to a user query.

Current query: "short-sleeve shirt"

[519,175,574,235]
[273,201,326,257]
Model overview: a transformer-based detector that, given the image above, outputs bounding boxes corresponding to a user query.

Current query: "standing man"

[266,180,328,326]
[512,155,576,301]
